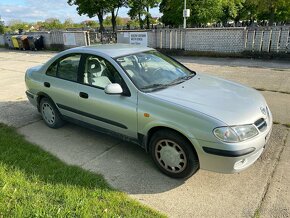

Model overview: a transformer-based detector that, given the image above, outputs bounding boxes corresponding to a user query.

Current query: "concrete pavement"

[0,48,289,217]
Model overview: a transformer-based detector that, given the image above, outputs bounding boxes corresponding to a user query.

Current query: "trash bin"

[11,35,19,49]
[27,35,44,51]
[5,35,14,49]
[17,35,30,50]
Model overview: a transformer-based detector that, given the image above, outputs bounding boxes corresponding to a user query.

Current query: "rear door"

[43,53,83,119]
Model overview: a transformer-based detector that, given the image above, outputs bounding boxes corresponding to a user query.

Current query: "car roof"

[71,44,155,58]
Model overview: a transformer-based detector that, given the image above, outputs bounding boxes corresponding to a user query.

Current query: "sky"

[0,0,161,24]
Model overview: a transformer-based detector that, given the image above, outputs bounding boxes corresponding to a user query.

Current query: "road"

[0,48,289,217]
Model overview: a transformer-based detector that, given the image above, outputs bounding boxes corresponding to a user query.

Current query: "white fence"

[118,26,290,54]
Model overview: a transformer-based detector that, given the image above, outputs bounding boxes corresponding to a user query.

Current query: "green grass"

[0,124,165,217]
[284,123,290,128]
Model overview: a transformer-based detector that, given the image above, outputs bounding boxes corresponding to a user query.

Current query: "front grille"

[254,118,267,132]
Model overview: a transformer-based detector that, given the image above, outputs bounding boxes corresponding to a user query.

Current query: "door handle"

[79,92,89,99]
[44,82,50,88]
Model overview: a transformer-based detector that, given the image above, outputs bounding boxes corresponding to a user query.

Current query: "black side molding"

[25,91,34,99]
[57,103,128,129]
[202,147,255,157]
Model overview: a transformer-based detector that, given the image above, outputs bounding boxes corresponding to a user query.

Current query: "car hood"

[148,73,267,125]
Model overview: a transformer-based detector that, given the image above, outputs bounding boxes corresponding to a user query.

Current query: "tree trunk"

[146,6,150,29]
[97,11,104,32]
[111,9,117,33]
[269,5,275,26]
[138,13,143,29]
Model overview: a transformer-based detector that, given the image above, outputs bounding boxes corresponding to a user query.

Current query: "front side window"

[116,51,195,92]
[81,55,124,89]
[46,54,81,82]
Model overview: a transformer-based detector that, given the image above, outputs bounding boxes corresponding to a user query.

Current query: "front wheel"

[150,130,199,178]
[40,98,64,129]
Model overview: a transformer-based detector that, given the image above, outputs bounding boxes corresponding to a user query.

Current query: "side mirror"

[104,83,123,95]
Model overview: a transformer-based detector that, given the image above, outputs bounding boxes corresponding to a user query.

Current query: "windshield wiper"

[141,83,170,91]
[168,74,195,85]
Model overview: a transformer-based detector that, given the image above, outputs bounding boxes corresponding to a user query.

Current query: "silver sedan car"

[25,44,272,178]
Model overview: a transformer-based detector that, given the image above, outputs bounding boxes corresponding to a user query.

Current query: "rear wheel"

[150,130,199,178]
[40,98,64,128]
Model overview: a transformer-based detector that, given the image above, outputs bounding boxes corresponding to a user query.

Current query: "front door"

[77,54,138,138]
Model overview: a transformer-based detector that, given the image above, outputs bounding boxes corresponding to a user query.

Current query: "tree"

[128,0,146,28]
[128,0,160,29]
[7,19,30,32]
[68,0,108,32]
[0,17,4,34]
[43,18,63,30]
[63,18,74,29]
[107,0,126,32]
[255,0,290,25]
[159,0,183,27]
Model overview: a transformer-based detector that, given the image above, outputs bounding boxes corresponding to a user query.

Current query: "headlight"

[213,124,259,143]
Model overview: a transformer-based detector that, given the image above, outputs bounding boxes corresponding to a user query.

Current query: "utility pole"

[183,0,190,28]
[183,0,186,28]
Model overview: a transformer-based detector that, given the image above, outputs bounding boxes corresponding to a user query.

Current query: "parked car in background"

[25,44,272,178]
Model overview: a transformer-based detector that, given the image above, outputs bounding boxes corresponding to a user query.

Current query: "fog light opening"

[234,158,248,170]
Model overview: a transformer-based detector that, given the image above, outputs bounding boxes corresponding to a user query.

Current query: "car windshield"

[116,51,195,92]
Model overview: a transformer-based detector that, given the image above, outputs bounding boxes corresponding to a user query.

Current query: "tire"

[40,98,64,129]
[150,130,199,178]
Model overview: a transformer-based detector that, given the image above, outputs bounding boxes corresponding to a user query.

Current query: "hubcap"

[42,103,55,125]
[155,139,187,173]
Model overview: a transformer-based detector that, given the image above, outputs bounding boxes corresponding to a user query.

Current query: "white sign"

[63,33,76,46]
[183,9,190,18]
[129,32,148,46]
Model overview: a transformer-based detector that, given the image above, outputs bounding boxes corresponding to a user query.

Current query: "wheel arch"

[36,92,56,112]
[145,126,199,161]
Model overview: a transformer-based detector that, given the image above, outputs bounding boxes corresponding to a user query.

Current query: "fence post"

[270,27,281,52]
[254,29,263,52]
[278,27,289,53]
[261,28,272,52]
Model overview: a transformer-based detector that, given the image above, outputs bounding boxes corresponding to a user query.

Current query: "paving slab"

[1,49,290,217]
[18,121,121,166]
[18,120,288,217]
[0,101,41,128]
[261,91,290,125]
[260,130,290,218]
[177,57,290,93]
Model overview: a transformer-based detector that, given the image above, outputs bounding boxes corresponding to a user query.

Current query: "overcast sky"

[0,0,161,24]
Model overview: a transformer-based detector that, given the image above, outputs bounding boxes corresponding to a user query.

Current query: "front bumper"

[191,117,273,174]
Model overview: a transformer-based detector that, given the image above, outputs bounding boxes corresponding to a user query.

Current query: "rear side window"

[46,54,81,82]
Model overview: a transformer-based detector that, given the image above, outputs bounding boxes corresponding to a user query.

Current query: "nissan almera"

[25,44,272,178]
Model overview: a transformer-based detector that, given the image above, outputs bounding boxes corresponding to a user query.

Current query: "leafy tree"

[159,0,183,27]
[107,0,126,32]
[255,0,290,25]
[68,0,107,32]
[7,20,30,32]
[82,20,100,28]
[43,18,63,30]
[0,22,4,34]
[128,0,160,29]
[128,0,146,28]
[63,18,74,29]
